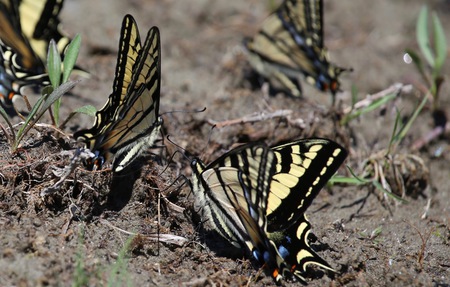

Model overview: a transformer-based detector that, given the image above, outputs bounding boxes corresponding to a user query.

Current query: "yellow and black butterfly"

[245,0,347,99]
[74,15,162,173]
[0,0,72,107]
[191,138,347,283]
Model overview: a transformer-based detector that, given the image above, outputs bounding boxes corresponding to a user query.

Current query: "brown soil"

[1,0,449,286]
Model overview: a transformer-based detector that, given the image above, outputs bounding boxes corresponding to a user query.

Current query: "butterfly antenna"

[163,174,190,198]
[157,149,182,177]
[165,135,195,159]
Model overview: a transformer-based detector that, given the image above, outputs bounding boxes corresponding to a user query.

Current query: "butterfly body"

[191,139,347,283]
[74,15,162,172]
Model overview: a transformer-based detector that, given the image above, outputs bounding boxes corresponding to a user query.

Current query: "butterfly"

[245,0,347,99]
[190,138,347,283]
[0,0,73,107]
[73,15,162,172]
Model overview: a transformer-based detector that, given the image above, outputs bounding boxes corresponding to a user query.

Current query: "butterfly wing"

[267,138,348,230]
[259,139,347,281]
[190,139,347,283]
[0,0,42,71]
[191,143,275,250]
[19,0,69,62]
[279,0,323,48]
[268,213,334,282]
[245,0,346,97]
[74,15,162,172]
[110,24,161,172]
[0,0,74,108]
[245,11,306,97]
[192,144,294,279]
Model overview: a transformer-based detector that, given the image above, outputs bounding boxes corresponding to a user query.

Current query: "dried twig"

[342,83,412,115]
[207,109,293,128]
[411,123,450,151]
[162,196,185,213]
[34,123,72,140]
[99,219,188,246]
[403,220,435,269]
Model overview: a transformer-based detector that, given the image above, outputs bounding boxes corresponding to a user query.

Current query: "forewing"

[266,139,347,231]
[73,15,144,160]
[279,0,323,48]
[0,0,41,70]
[19,0,68,61]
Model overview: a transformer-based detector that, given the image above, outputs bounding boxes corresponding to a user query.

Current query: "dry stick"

[0,122,13,146]
[342,83,412,115]
[157,190,161,255]
[207,109,293,128]
[403,220,435,269]
[411,122,450,151]
[99,219,188,246]
[162,196,185,213]
[61,203,80,236]
[34,123,72,140]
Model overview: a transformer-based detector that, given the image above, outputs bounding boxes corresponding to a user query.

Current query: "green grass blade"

[329,175,365,185]
[386,108,401,155]
[107,236,133,287]
[63,34,81,83]
[432,12,447,73]
[14,81,77,150]
[59,105,97,129]
[13,94,46,150]
[0,103,13,130]
[351,85,358,109]
[395,96,427,141]
[47,39,61,88]
[371,180,407,203]
[417,6,434,67]
[347,166,371,183]
[74,105,97,117]
[47,39,62,125]
[72,226,89,287]
[0,103,15,144]
[39,81,78,116]
[343,93,397,124]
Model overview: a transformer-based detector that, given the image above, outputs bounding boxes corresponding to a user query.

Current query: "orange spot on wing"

[331,81,338,92]
[272,268,279,279]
